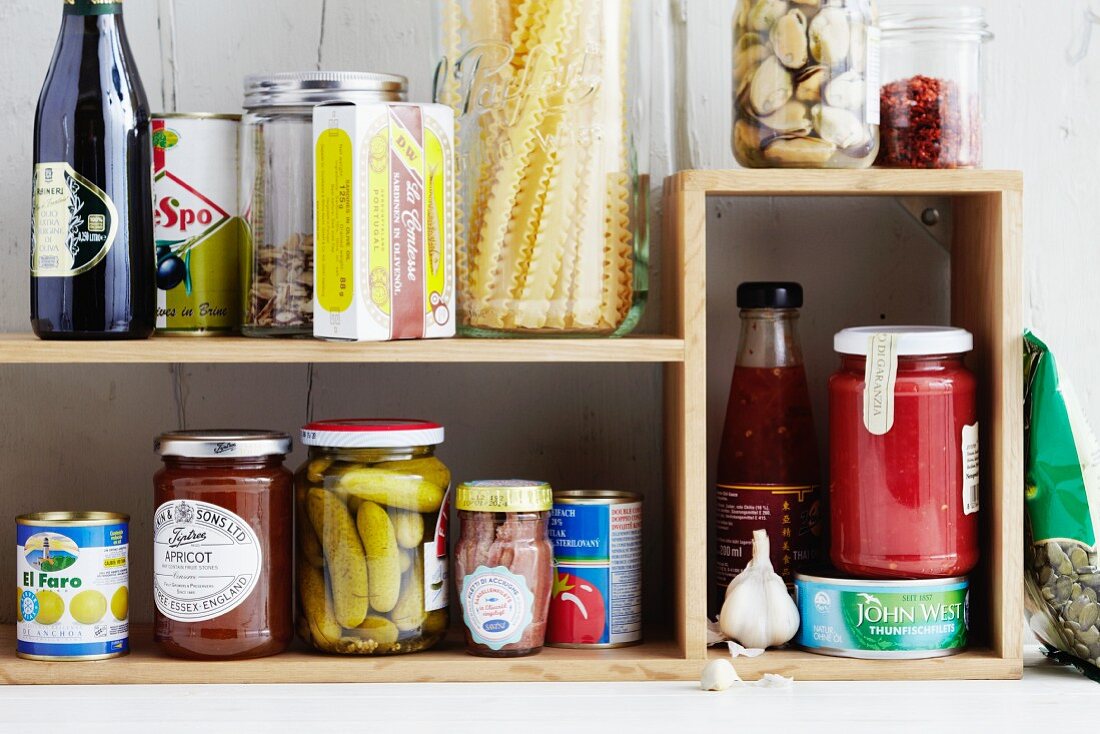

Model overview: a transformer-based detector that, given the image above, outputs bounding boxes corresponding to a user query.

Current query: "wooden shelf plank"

[0,628,690,685]
[0,625,1022,683]
[670,169,1023,197]
[0,334,685,364]
[707,646,1023,682]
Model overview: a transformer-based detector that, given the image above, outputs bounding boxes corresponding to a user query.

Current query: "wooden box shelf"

[0,168,1022,684]
[666,168,1025,680]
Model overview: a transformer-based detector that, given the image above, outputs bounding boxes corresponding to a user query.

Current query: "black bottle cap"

[736,282,803,309]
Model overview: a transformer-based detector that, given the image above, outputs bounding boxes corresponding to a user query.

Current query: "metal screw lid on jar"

[154,430,292,458]
[833,326,974,356]
[456,480,554,513]
[243,71,407,107]
[300,419,444,448]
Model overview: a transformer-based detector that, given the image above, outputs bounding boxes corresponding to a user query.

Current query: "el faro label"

[31,162,118,278]
[16,517,129,660]
[153,499,262,622]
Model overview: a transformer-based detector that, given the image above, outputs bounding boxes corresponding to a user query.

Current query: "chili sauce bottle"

[31,0,155,339]
[712,283,821,615]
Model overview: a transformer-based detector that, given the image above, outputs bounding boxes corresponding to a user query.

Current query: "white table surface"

[2,648,1098,733]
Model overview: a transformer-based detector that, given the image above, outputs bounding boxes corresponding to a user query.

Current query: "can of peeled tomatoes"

[546,490,642,648]
[152,113,242,335]
[16,512,130,660]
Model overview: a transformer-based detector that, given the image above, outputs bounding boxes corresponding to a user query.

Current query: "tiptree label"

[153,500,262,622]
[31,162,118,278]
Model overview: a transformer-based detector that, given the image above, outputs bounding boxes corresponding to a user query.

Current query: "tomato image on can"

[547,491,642,648]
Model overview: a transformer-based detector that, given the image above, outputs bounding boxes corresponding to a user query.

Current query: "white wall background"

[0,0,1095,625]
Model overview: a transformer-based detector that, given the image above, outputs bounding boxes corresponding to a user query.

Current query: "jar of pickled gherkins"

[432,0,650,337]
[295,419,450,654]
[732,0,880,168]
[240,73,407,337]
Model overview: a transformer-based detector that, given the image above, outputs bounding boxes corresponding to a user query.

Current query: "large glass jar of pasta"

[295,419,450,654]
[732,0,880,168]
[240,73,406,337]
[432,0,650,337]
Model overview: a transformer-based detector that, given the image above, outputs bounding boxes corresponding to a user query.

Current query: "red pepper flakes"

[876,75,982,169]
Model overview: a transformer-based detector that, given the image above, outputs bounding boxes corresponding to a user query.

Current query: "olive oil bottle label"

[152,500,262,623]
[64,0,123,16]
[31,162,118,278]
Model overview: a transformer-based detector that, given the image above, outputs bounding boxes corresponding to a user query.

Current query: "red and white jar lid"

[300,419,445,448]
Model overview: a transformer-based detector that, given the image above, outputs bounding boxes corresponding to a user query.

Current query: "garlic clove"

[700,659,741,691]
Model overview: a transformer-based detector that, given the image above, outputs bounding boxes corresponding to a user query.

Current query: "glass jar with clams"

[239,72,407,336]
[433,0,650,337]
[733,0,880,168]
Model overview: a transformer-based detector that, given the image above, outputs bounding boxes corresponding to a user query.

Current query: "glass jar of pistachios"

[239,72,407,336]
[732,0,880,169]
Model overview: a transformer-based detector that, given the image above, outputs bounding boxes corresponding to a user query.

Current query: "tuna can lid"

[457,480,553,513]
[155,430,292,458]
[834,326,973,356]
[301,419,444,448]
[243,71,408,107]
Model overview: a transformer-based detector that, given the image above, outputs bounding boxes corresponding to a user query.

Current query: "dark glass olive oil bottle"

[31,0,155,339]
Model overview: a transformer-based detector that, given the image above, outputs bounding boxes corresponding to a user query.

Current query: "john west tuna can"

[547,491,642,648]
[794,572,969,659]
[153,113,242,335]
[16,512,129,660]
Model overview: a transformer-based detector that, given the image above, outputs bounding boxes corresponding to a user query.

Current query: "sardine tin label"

[548,499,642,646]
[795,577,969,656]
[153,500,262,622]
[460,565,534,651]
[16,521,129,658]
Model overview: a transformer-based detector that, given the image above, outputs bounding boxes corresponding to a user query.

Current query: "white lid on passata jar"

[834,326,974,357]
[834,327,974,438]
[300,419,444,448]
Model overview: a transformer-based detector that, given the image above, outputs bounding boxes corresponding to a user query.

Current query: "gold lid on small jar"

[456,480,553,513]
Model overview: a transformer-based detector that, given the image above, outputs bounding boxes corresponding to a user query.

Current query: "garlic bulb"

[718,529,800,649]
[700,659,741,691]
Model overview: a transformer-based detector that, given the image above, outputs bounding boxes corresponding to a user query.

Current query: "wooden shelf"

[0,627,692,685]
[665,168,1025,681]
[0,334,685,364]
[669,168,1023,196]
[706,646,1022,682]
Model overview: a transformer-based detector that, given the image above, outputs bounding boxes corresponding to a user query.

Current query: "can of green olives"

[152,113,242,335]
[16,512,130,661]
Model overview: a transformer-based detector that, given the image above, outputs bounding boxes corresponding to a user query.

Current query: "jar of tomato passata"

[829,327,980,579]
[153,430,293,660]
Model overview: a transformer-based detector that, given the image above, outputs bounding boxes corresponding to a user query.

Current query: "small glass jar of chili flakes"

[877,5,992,169]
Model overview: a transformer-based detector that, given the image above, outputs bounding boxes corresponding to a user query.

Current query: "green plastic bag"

[1024,331,1100,679]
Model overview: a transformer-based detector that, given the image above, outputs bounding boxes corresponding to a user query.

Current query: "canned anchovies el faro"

[794,572,969,659]
[16,512,130,660]
[547,490,643,648]
[153,113,243,335]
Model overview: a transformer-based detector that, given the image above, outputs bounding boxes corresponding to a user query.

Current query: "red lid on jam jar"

[300,419,445,448]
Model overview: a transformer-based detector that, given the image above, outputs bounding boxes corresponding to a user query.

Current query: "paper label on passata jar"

[962,422,980,515]
[863,333,899,435]
[153,500,262,622]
